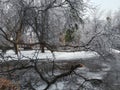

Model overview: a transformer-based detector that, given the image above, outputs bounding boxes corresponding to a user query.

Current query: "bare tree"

[0,0,105,90]
[0,0,28,54]
[23,0,85,52]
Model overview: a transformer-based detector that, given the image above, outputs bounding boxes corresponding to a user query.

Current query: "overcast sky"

[91,0,120,11]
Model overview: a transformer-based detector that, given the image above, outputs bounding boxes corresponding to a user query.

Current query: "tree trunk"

[40,43,45,53]
[14,43,19,54]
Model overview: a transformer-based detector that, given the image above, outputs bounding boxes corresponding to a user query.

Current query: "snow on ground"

[0,49,113,90]
[110,48,120,54]
[36,82,65,90]
[0,50,99,61]
[1,48,120,61]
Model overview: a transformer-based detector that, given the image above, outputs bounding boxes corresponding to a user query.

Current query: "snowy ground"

[1,48,119,61]
[0,50,99,61]
[36,65,111,90]
[0,49,119,90]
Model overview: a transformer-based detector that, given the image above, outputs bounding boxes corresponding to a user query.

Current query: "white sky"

[91,0,120,11]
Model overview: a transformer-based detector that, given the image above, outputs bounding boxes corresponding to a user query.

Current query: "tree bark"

[40,43,45,53]
[14,43,19,54]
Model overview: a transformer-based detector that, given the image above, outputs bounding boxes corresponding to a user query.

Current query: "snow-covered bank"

[1,48,120,61]
[0,50,99,61]
[0,49,113,90]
